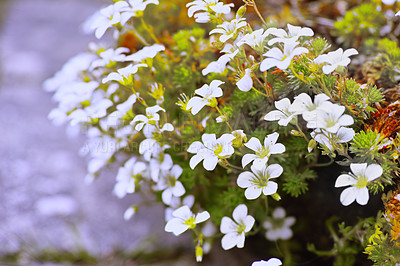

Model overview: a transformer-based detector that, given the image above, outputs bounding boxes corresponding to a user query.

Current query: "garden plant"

[45,0,400,264]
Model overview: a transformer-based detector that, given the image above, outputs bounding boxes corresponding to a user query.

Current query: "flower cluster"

[45,0,399,264]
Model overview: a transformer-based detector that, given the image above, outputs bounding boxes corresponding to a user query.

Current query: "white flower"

[102,63,147,85]
[187,0,234,24]
[220,204,255,250]
[210,17,247,43]
[120,0,159,25]
[123,205,137,221]
[131,105,165,131]
[311,102,354,133]
[186,80,224,115]
[90,47,130,70]
[216,114,227,123]
[236,68,253,92]
[202,50,238,76]
[242,132,285,169]
[335,163,383,206]
[290,93,330,123]
[89,1,128,39]
[263,207,295,241]
[165,195,195,222]
[314,48,358,74]
[266,24,314,45]
[252,258,282,266]
[165,206,210,236]
[264,98,297,126]
[156,165,186,205]
[237,29,269,52]
[237,164,283,200]
[44,53,96,92]
[188,133,235,171]
[113,157,147,198]
[125,44,165,62]
[69,98,113,125]
[311,127,355,151]
[396,11,400,16]
[260,42,308,72]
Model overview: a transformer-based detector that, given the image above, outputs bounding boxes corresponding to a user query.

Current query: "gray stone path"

[0,1,255,265]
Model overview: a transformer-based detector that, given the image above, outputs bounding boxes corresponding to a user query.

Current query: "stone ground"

[0,0,255,265]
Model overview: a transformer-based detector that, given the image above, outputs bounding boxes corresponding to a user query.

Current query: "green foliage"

[282,168,316,198]
[333,3,385,47]
[308,216,375,266]
[340,78,383,117]
[172,27,206,52]
[310,37,331,56]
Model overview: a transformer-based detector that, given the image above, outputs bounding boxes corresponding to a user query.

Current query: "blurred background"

[0,0,214,265]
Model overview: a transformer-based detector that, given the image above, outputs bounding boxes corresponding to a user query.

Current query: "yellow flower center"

[355,175,368,189]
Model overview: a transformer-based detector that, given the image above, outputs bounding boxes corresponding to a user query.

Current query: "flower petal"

[195,211,210,224]
[242,154,257,168]
[355,187,369,205]
[237,171,255,188]
[221,232,240,250]
[220,217,237,234]
[340,187,356,206]
[245,186,262,200]
[365,164,383,181]
[335,174,357,187]
[262,181,278,195]
[233,204,248,223]
[350,163,367,177]
[245,137,263,152]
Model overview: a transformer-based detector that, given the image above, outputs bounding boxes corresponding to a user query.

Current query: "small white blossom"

[252,258,282,266]
[113,157,147,198]
[266,24,314,45]
[131,105,165,131]
[120,0,159,25]
[44,53,96,92]
[102,63,147,85]
[290,93,330,123]
[165,205,210,236]
[125,44,165,62]
[242,132,285,169]
[187,0,234,24]
[311,102,354,133]
[237,164,283,200]
[263,207,295,241]
[260,42,308,72]
[220,204,255,250]
[90,47,130,70]
[236,68,253,92]
[188,133,235,171]
[264,98,297,126]
[156,165,186,205]
[210,17,247,43]
[186,80,224,115]
[314,48,358,74]
[202,50,238,76]
[165,195,195,222]
[311,127,355,151]
[335,163,383,206]
[216,114,228,123]
[89,1,128,39]
[69,98,113,125]
[237,29,269,52]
